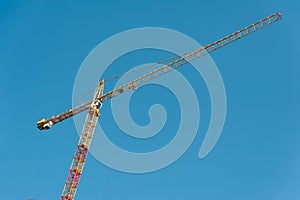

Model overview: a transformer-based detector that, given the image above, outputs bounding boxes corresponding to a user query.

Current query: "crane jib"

[36,12,282,131]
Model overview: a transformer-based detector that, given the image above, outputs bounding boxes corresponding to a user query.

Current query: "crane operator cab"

[91,100,102,110]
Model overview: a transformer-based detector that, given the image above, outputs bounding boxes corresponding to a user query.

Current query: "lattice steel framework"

[60,80,104,200]
[36,12,282,200]
[37,12,282,132]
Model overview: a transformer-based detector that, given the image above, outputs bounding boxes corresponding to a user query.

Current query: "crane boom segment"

[37,12,282,132]
[98,12,282,103]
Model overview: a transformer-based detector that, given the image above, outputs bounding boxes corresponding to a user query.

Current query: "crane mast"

[61,80,104,200]
[36,12,282,200]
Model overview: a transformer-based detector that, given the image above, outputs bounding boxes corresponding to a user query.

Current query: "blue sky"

[1,1,300,199]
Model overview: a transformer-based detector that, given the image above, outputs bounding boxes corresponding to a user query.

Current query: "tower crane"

[36,12,282,200]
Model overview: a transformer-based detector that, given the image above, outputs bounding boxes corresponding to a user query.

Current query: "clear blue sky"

[1,1,300,199]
